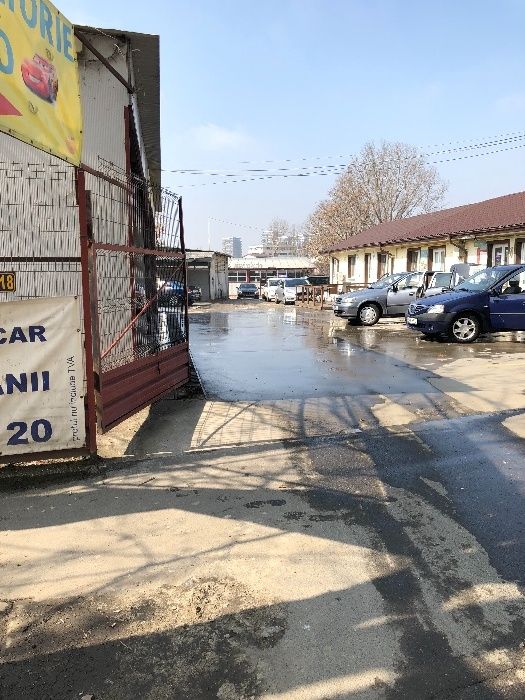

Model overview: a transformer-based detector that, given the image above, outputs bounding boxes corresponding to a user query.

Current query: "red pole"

[76,168,98,455]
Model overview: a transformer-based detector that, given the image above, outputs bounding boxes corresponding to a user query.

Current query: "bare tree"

[305,141,447,268]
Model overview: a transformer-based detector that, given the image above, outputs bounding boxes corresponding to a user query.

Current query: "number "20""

[7,420,53,445]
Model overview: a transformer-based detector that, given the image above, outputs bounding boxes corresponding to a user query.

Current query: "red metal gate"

[0,158,188,462]
[78,164,190,433]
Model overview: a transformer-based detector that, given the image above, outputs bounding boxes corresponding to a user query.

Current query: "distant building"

[222,236,242,257]
[186,250,229,301]
[260,227,305,257]
[228,256,317,297]
[245,245,266,257]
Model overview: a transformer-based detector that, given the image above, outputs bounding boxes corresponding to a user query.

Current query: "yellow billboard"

[0,0,82,165]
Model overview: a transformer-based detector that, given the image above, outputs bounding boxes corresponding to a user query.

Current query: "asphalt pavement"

[189,300,525,698]
[1,299,524,700]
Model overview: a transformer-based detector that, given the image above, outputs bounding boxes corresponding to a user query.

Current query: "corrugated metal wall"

[78,34,129,172]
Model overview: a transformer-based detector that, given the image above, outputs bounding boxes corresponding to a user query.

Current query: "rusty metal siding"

[99,343,189,430]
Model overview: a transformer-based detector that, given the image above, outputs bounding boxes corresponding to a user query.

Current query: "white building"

[186,251,229,301]
[227,256,316,297]
[222,236,242,257]
[324,191,525,285]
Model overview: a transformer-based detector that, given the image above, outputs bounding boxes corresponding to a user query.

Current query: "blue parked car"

[406,264,525,343]
[157,280,193,308]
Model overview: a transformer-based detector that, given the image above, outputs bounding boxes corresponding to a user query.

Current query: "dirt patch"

[0,577,287,700]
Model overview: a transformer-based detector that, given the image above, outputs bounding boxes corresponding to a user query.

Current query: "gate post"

[76,167,98,455]
[179,197,190,344]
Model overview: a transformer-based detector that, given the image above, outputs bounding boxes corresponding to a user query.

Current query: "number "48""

[7,420,53,445]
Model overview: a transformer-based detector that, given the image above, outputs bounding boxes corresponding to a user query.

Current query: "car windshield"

[454,267,510,292]
[307,277,329,285]
[369,273,405,289]
[267,280,279,286]
[241,284,257,289]
[284,278,307,287]
[430,273,452,287]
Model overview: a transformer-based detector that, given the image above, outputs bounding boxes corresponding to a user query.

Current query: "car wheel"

[449,314,480,343]
[275,297,280,304]
[358,303,380,326]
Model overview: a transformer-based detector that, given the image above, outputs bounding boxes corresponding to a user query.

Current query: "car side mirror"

[491,288,500,297]
[391,284,398,292]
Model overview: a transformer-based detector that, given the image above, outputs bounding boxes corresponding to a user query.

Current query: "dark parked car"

[306,275,330,286]
[237,283,259,298]
[333,271,424,325]
[406,264,525,343]
[157,280,193,307]
[188,285,202,302]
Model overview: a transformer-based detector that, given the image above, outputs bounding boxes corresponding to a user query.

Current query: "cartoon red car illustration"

[21,55,59,103]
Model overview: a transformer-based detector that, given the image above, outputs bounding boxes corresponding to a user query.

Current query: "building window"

[407,249,420,272]
[429,247,446,272]
[228,271,247,282]
[347,255,356,279]
[493,243,509,266]
[377,253,388,278]
[517,240,525,264]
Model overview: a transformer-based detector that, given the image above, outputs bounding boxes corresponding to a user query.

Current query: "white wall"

[78,35,130,173]
[211,255,228,300]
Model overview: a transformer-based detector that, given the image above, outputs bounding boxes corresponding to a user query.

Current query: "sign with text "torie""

[0,296,86,456]
[0,0,83,164]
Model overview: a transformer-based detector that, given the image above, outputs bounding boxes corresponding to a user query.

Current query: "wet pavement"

[190,300,525,401]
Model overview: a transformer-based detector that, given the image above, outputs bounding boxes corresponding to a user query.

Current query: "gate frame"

[77,167,99,454]
[78,163,190,434]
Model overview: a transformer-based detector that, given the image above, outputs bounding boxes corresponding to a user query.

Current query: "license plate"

[407,317,418,325]
[0,272,15,292]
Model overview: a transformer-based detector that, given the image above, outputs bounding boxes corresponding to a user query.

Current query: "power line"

[165,129,525,176]
[171,140,525,188]
[209,217,268,232]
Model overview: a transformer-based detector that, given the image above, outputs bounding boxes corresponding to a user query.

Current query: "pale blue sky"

[69,0,525,250]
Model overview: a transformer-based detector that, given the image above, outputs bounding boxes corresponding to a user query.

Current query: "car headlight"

[427,304,445,314]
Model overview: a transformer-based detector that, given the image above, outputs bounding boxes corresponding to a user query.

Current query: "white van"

[261,277,281,301]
